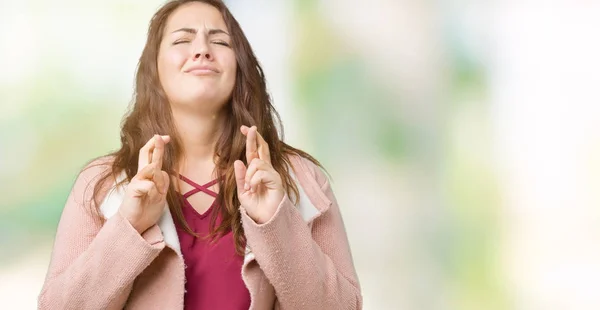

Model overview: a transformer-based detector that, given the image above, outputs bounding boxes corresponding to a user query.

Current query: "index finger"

[138,136,156,173]
[254,129,271,164]
[242,125,271,164]
[151,135,165,170]
[138,135,170,173]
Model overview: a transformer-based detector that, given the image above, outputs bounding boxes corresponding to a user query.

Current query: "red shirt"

[175,175,251,310]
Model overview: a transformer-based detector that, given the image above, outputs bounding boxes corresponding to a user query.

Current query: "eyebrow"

[171,27,230,36]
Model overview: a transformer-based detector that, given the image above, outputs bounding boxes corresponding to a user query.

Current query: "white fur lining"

[99,167,319,261]
[289,168,320,224]
[99,171,182,256]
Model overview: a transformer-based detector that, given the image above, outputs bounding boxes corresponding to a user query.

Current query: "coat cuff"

[240,193,296,228]
[106,211,166,258]
[240,194,309,252]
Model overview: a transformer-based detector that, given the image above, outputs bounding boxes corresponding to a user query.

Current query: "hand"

[119,134,171,234]
[234,125,284,224]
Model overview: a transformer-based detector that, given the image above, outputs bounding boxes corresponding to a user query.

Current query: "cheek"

[158,49,187,77]
[158,50,188,96]
[169,51,187,68]
[224,55,238,87]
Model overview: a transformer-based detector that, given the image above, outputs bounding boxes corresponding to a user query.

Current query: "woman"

[38,0,361,309]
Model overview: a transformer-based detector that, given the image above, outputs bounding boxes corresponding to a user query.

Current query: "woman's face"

[158,2,237,112]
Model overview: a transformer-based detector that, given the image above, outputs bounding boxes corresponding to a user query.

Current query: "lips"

[184,64,219,76]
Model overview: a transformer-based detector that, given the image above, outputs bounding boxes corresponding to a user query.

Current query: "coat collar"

[98,156,331,259]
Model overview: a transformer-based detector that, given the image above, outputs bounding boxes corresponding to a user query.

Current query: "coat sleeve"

[241,157,362,310]
[38,159,165,310]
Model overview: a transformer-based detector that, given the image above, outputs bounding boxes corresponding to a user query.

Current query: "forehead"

[164,2,227,33]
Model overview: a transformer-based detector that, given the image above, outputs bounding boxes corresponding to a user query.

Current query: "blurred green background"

[2,0,600,309]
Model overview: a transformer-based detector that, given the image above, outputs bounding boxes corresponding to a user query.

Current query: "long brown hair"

[90,0,322,255]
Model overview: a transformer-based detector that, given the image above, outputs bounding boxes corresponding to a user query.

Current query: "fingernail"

[244,183,250,191]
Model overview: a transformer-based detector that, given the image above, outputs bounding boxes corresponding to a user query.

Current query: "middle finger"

[242,126,270,164]
[138,135,170,173]
[245,127,259,163]
[138,136,157,173]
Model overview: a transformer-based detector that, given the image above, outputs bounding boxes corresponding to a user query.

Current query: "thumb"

[159,171,170,195]
[135,162,157,181]
[234,160,247,195]
[152,168,170,195]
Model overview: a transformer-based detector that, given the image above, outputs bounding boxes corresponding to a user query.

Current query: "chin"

[177,93,229,110]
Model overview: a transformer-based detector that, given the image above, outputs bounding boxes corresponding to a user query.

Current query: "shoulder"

[286,152,330,189]
[78,155,116,184]
[72,155,117,204]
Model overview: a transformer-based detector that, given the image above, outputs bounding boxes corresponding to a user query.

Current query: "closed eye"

[212,41,230,47]
[173,40,190,45]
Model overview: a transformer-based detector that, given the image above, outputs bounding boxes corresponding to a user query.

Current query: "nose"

[192,52,212,61]
[191,38,212,61]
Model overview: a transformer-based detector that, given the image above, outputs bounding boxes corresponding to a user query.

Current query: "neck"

[171,106,226,175]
